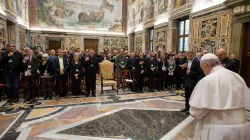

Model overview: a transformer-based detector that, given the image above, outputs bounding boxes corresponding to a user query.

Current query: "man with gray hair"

[190,53,250,140]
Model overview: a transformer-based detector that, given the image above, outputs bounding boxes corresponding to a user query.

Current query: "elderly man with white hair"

[190,53,250,140]
[39,53,54,100]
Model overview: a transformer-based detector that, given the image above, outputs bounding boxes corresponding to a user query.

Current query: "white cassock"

[189,66,250,140]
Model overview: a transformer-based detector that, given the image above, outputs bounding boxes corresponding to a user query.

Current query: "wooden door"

[49,41,61,51]
[240,22,250,86]
[84,39,99,52]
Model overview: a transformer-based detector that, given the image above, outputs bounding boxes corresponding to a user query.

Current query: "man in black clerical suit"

[54,49,69,100]
[146,51,158,92]
[216,49,233,71]
[23,49,37,102]
[180,51,201,112]
[84,49,99,97]
[135,52,146,93]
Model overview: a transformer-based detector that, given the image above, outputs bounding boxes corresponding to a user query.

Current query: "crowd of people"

[0,42,241,106]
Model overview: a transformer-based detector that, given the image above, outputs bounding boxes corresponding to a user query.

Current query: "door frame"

[229,13,250,73]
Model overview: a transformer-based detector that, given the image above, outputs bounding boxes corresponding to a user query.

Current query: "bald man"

[202,49,208,55]
[216,49,233,72]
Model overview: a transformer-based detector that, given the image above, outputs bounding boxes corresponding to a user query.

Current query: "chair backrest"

[99,60,114,80]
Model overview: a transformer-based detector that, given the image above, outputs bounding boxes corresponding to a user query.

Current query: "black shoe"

[185,111,190,115]
[13,99,19,103]
[180,108,189,112]
[44,96,48,100]
[7,99,12,103]
[56,95,60,101]
[85,94,90,97]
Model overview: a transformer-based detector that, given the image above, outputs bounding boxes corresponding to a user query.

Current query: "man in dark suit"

[146,51,158,92]
[231,54,240,73]
[174,52,185,90]
[54,49,69,100]
[83,49,99,97]
[180,51,201,112]
[1,42,24,103]
[135,52,146,93]
[23,49,37,102]
[216,49,233,71]
[49,49,57,64]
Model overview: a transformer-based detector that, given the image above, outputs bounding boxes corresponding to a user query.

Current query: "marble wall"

[134,33,142,51]
[30,33,128,52]
[190,10,232,54]
[154,26,167,52]
[19,27,26,50]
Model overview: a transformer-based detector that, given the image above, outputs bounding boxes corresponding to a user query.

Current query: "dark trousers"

[5,72,20,100]
[147,73,155,91]
[184,80,196,109]
[55,74,68,97]
[86,72,96,96]
[72,78,81,96]
[41,77,52,98]
[25,75,37,100]
[157,72,166,90]
[175,75,183,89]
[136,74,144,92]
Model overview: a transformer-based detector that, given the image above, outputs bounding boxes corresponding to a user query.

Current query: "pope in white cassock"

[189,53,250,140]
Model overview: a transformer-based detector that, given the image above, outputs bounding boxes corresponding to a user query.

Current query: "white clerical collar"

[210,66,224,74]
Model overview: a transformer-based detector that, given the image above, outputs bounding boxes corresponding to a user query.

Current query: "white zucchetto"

[200,53,219,61]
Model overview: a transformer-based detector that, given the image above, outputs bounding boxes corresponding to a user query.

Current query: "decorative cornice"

[191,3,229,19]
[155,22,168,29]
[224,0,250,8]
[169,2,194,20]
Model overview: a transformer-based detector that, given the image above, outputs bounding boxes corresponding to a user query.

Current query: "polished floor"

[0,88,249,140]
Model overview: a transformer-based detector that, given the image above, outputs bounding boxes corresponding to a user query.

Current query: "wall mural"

[190,11,232,53]
[135,35,142,51]
[36,0,123,32]
[128,0,158,27]
[220,15,229,37]
[201,18,217,38]
[201,39,216,53]
[157,31,165,42]
[103,38,128,51]
[219,38,227,50]
[158,0,168,15]
[0,0,6,9]
[6,0,16,15]
[19,28,26,50]
[0,18,6,49]
[119,38,128,50]
[16,0,29,23]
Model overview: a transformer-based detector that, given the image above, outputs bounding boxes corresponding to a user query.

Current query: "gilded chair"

[99,60,118,94]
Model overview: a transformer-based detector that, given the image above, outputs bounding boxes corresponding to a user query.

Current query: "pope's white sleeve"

[190,107,210,119]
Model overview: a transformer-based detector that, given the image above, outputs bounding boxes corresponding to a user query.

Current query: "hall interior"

[0,0,250,140]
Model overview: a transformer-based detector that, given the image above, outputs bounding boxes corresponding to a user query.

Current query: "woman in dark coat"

[71,53,83,97]
[157,53,168,91]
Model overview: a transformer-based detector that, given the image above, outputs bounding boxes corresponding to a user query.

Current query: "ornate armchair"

[99,60,118,94]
